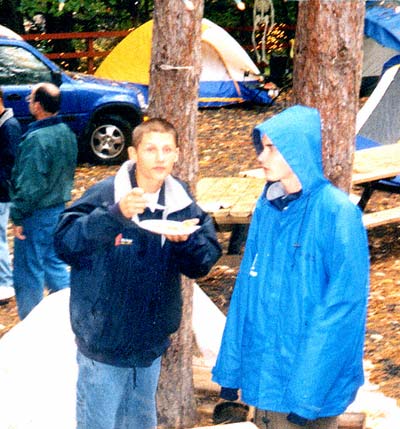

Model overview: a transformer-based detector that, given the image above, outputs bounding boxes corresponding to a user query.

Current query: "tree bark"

[148,1,204,428]
[293,0,365,191]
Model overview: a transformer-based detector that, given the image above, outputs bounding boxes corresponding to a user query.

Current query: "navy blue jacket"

[55,161,222,367]
[0,108,21,202]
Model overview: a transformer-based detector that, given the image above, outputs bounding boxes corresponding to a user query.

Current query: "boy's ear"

[128,146,137,161]
[174,147,179,163]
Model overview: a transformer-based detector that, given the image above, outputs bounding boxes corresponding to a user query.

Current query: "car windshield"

[0,45,53,85]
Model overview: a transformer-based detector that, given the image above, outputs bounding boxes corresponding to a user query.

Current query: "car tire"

[86,114,133,165]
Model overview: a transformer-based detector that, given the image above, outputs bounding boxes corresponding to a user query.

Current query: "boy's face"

[257,134,294,182]
[128,131,179,191]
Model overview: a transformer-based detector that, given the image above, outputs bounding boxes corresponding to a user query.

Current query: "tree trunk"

[148,1,204,427]
[293,0,365,191]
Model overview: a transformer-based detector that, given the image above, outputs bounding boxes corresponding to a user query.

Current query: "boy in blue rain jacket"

[212,106,370,429]
[55,118,221,429]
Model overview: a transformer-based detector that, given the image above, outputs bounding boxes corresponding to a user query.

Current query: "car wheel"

[87,114,133,164]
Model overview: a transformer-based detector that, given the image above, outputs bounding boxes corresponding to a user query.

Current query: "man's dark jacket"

[55,162,222,368]
[0,108,21,202]
[10,116,77,224]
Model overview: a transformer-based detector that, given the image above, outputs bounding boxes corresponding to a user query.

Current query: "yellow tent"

[96,19,272,107]
[97,20,152,86]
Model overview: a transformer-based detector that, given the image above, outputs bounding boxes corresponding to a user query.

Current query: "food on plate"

[138,219,200,236]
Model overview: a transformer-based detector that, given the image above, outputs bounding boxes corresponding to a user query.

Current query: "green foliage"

[15,0,298,72]
[204,0,297,27]
[19,0,133,32]
[203,0,297,69]
[272,0,297,25]
[204,0,252,28]
[18,0,298,34]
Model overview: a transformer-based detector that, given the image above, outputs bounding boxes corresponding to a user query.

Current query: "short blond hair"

[132,118,178,148]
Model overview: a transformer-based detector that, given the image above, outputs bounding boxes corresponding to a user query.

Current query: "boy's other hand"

[13,225,26,240]
[119,187,147,219]
[165,218,199,242]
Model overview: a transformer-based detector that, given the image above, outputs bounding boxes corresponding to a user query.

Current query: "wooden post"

[337,413,366,429]
[87,38,94,74]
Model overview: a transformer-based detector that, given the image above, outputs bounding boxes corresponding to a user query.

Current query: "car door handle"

[6,93,22,101]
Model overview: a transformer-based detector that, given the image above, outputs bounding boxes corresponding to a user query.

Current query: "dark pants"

[256,410,338,429]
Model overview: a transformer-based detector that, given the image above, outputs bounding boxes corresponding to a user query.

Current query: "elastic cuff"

[220,387,239,401]
[287,412,308,426]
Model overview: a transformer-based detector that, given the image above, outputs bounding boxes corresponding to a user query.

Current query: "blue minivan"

[0,26,146,164]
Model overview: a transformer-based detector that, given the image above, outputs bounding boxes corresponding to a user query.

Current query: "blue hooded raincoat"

[212,105,370,420]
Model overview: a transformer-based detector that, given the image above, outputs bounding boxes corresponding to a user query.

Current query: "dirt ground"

[0,100,399,425]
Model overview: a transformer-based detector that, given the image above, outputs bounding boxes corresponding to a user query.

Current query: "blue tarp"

[365,5,400,51]
[358,6,400,194]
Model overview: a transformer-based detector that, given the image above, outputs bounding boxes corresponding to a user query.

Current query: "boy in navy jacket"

[55,118,221,429]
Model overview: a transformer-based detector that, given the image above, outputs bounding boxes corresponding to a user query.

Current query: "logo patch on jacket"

[115,233,133,246]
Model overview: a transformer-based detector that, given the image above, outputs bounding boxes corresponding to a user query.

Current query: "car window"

[0,45,52,85]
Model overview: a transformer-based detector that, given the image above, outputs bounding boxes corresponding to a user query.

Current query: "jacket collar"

[264,181,302,211]
[24,115,62,136]
[0,108,14,127]
[114,160,193,216]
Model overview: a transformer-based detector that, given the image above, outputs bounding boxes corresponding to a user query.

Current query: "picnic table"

[196,143,400,230]
[353,143,400,227]
[196,177,265,225]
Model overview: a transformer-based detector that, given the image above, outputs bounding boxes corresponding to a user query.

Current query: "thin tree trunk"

[148,1,204,427]
[293,0,365,192]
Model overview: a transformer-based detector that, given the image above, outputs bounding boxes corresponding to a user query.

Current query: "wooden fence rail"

[23,30,131,74]
[21,25,294,74]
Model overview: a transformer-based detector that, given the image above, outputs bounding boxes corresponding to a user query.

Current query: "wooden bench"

[363,206,400,228]
[197,176,400,236]
[239,164,400,230]
[196,177,265,225]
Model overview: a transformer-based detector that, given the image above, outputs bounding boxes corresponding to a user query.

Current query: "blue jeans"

[13,204,70,319]
[76,351,161,429]
[0,202,12,287]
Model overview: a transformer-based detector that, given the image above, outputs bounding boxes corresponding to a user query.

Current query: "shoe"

[0,285,15,304]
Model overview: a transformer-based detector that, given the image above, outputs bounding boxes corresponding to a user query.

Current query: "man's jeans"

[76,351,161,429]
[13,204,70,319]
[0,202,12,287]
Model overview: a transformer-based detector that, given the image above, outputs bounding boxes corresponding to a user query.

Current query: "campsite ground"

[0,100,399,425]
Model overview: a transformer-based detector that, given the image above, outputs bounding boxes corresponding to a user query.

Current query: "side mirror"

[51,70,63,87]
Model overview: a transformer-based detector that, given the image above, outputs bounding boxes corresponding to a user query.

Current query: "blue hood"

[252,105,328,194]
[365,5,400,52]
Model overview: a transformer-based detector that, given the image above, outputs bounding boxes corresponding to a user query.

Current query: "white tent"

[0,289,76,429]
[1,288,399,428]
[0,286,224,428]
[0,25,23,40]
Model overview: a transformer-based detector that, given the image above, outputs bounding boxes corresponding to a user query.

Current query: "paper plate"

[138,219,200,236]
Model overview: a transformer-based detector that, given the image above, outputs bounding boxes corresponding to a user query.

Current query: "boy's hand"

[13,225,26,240]
[119,187,147,219]
[165,218,199,242]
